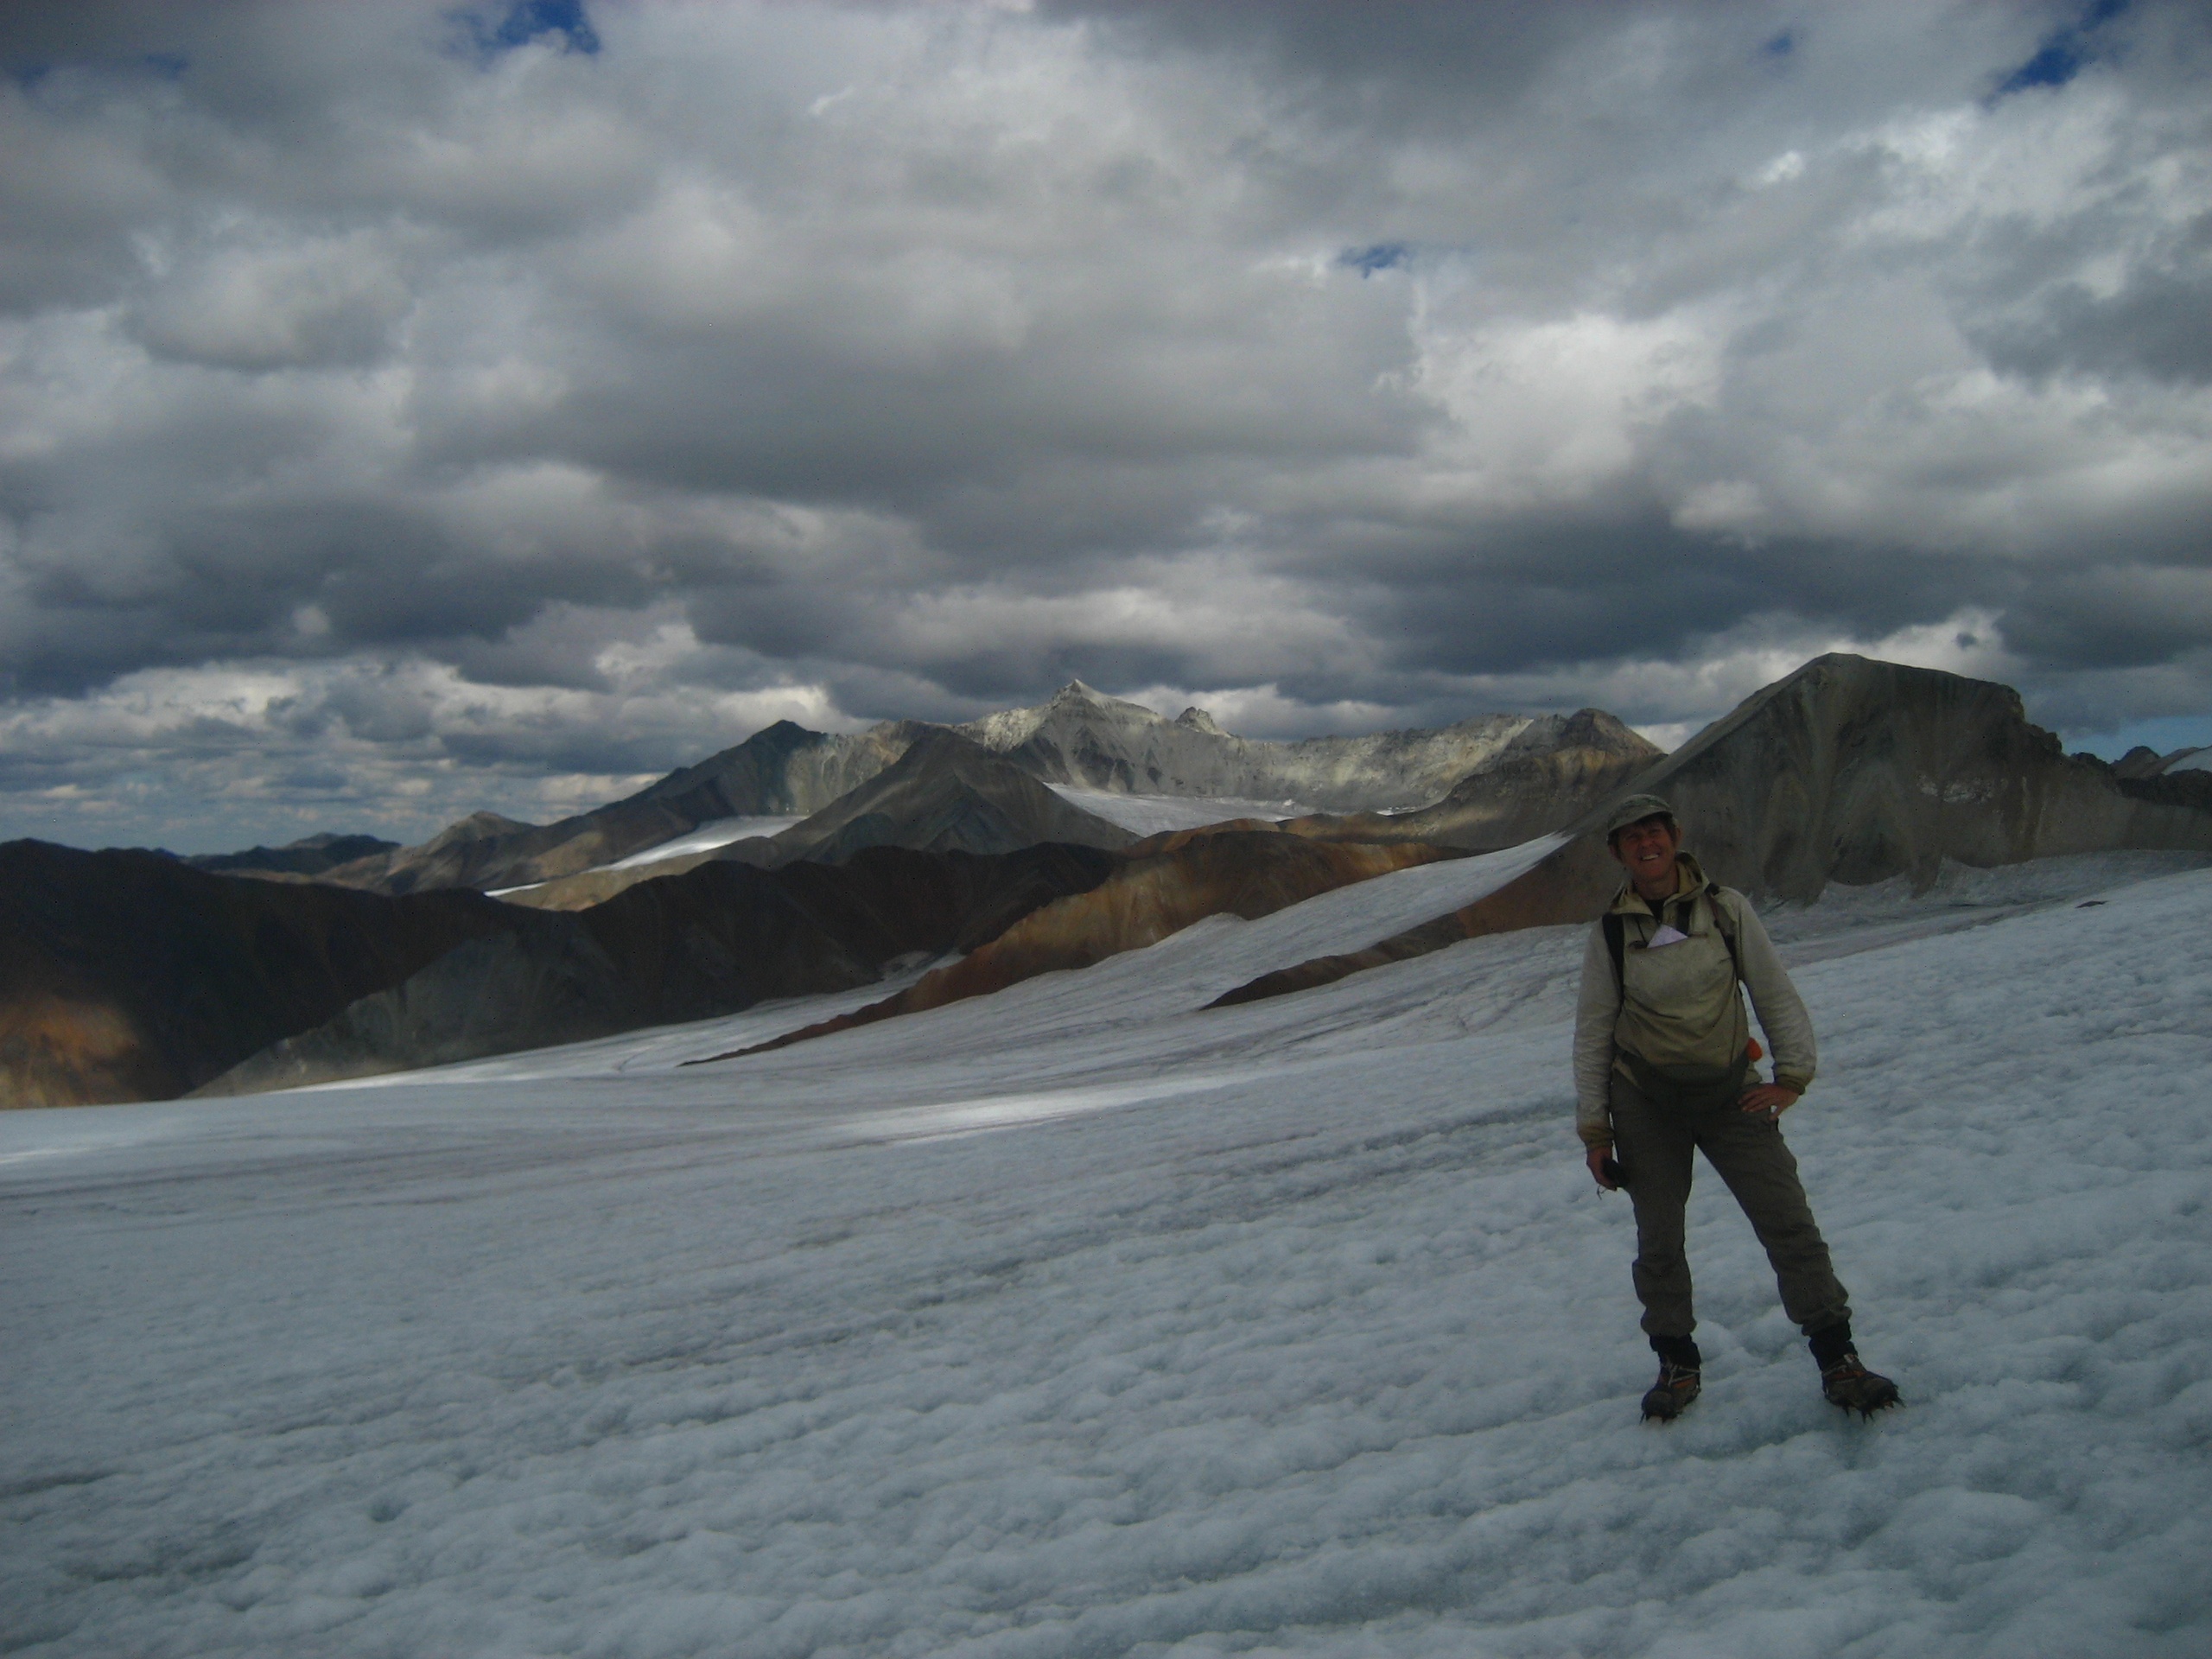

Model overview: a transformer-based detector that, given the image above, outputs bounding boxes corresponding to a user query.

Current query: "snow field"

[1044,788,1323,837]
[489,817,807,895]
[3,851,2209,1656]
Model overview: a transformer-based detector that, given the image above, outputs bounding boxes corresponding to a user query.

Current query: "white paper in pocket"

[1647,924,1689,948]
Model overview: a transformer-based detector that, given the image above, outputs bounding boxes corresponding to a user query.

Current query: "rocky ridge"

[1213,654,2212,1008]
[958,681,1537,810]
[1281,709,1662,851]
[196,843,1122,1097]
[292,683,1597,898]
[0,836,1122,1109]
[501,731,1138,910]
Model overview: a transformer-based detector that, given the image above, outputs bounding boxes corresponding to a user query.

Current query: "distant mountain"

[957,681,1538,810]
[305,683,1646,899]
[2107,742,2212,810]
[321,722,922,895]
[759,728,1139,864]
[0,841,519,1107]
[2113,742,2212,779]
[185,831,402,879]
[2,835,1121,1108]
[1281,709,1662,851]
[1213,654,2212,1008]
[197,844,1119,1097]
[502,730,1140,910]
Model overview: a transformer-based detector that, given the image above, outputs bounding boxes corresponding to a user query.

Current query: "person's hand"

[1739,1084,1801,1117]
[1586,1145,1621,1190]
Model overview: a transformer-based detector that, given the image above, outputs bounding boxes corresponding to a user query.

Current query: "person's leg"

[1693,1104,1851,1337]
[1608,1071,1700,1341]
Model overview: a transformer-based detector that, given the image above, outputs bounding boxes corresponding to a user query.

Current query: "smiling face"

[1611,813,1682,902]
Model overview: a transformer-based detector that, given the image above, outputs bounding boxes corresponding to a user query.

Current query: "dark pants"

[1610,1068,1851,1341]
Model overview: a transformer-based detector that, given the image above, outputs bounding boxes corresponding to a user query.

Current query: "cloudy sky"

[3,0,2208,852]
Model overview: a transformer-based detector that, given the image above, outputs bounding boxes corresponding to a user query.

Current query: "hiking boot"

[1820,1351,1900,1418]
[1641,1360,1702,1421]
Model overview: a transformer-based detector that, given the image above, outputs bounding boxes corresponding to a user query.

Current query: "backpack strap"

[1704,882,1743,985]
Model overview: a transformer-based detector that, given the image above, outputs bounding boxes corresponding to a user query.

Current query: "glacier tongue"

[3,853,2210,1656]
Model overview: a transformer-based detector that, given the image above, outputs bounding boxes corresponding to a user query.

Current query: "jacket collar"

[1608,851,1712,918]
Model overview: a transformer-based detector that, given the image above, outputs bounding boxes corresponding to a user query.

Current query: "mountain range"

[10,655,2211,1107]
[1214,652,2212,1008]
[267,683,1635,899]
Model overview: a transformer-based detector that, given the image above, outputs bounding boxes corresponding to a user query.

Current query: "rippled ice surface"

[4,848,2209,1656]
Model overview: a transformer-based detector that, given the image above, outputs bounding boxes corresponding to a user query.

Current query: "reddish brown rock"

[707,832,1457,1061]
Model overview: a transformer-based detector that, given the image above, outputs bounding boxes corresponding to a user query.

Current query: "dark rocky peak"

[631,718,834,804]
[757,724,1136,866]
[186,832,403,878]
[423,811,536,851]
[1176,707,1227,735]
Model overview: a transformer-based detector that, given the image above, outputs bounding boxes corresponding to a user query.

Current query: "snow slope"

[485,816,805,897]
[1045,785,1320,836]
[601,815,805,869]
[4,849,2210,1657]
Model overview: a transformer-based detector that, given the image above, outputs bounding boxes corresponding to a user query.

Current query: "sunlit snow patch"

[1046,785,1321,835]
[601,814,803,868]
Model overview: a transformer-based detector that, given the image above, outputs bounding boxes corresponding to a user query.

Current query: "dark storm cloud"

[3,0,2211,849]
[1974,239,2212,387]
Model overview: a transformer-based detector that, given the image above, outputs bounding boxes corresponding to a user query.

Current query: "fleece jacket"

[1571,852,1817,1150]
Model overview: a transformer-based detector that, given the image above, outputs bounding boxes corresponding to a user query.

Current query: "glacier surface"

[4,847,2209,1656]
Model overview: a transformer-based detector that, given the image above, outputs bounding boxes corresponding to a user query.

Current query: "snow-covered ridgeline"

[3,850,2209,1656]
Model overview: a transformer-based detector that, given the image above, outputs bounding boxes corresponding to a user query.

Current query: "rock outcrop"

[1212,655,2212,1007]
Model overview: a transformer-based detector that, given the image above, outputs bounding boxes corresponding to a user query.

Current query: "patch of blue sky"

[1338,243,1410,278]
[2064,710,2212,762]
[453,0,601,64]
[1995,0,2128,97]
[10,54,187,91]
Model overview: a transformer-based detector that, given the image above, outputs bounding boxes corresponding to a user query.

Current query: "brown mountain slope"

[4,836,1120,1108]
[197,843,1120,1096]
[701,832,1458,1062]
[1213,654,2212,1008]
[0,841,520,1108]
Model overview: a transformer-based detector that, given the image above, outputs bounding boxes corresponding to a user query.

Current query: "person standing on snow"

[1573,793,1899,1422]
